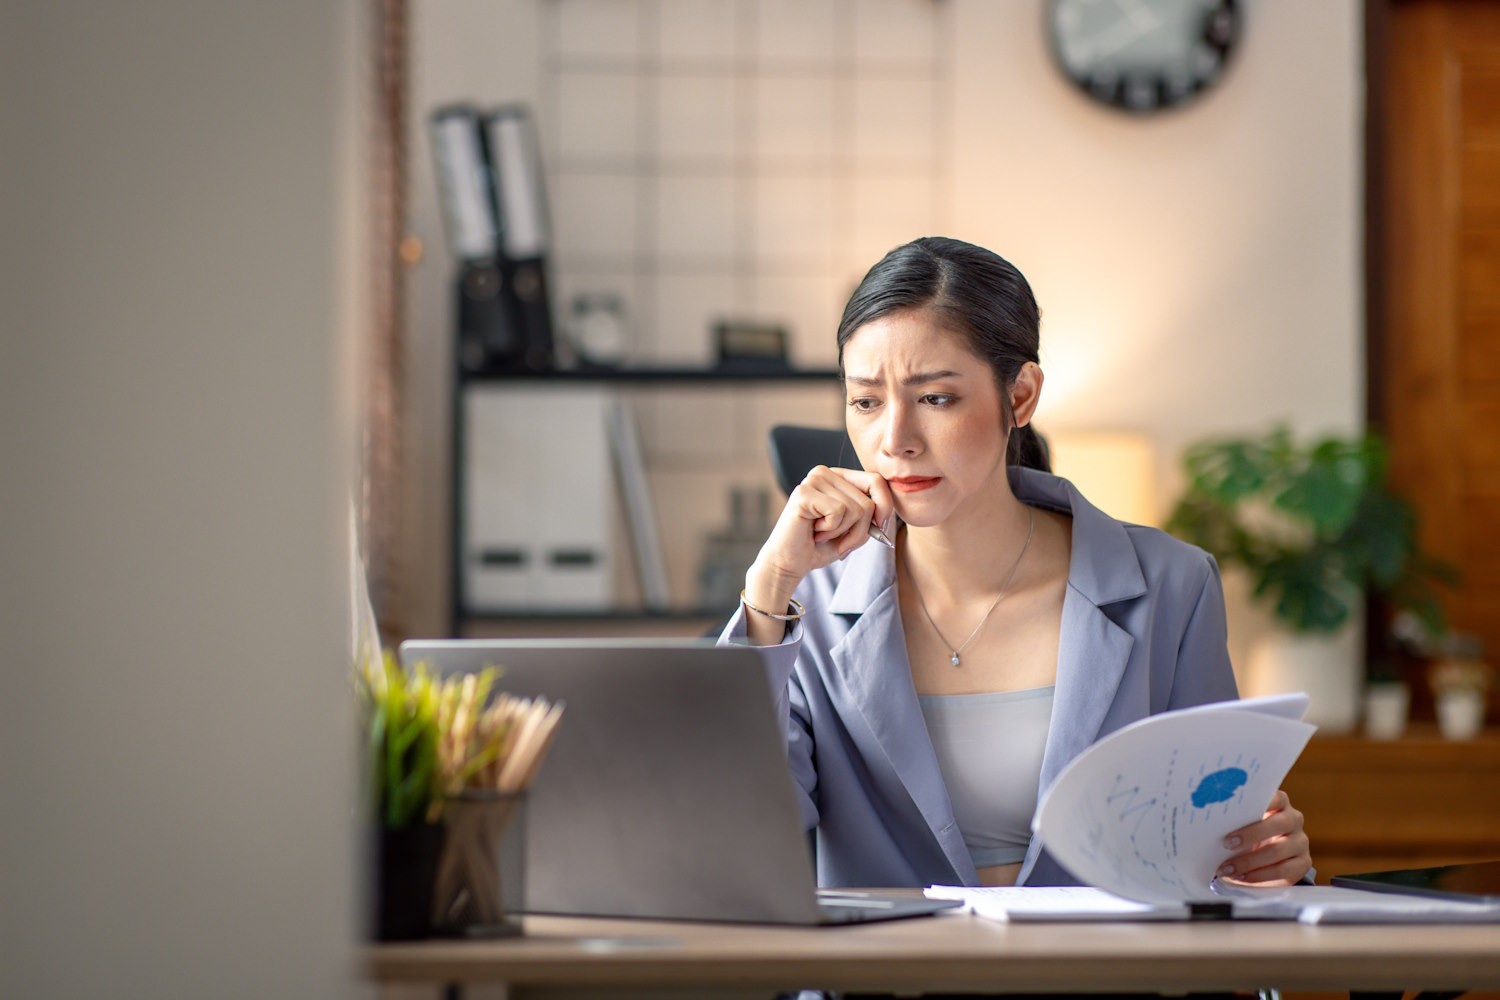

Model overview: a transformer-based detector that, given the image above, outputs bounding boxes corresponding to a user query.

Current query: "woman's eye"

[921,393,956,407]
[847,397,879,413]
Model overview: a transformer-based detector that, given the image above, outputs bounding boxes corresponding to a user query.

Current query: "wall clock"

[1045,0,1241,115]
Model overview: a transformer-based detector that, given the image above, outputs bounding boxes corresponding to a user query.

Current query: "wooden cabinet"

[1281,726,1500,882]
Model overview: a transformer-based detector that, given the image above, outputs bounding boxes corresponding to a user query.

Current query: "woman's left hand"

[1215,789,1311,886]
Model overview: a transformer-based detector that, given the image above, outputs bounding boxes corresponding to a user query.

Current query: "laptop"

[398,638,959,926]
[1331,861,1500,905]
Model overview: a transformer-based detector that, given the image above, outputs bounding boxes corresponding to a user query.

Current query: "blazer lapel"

[1009,467,1148,884]
[1037,585,1136,793]
[825,542,978,885]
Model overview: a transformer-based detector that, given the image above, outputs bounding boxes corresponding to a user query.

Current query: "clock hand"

[1083,7,1162,65]
[1113,0,1162,32]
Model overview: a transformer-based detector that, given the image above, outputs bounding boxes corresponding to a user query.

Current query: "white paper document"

[923,885,1194,922]
[1034,693,1316,904]
[923,883,1500,924]
[1232,884,1500,924]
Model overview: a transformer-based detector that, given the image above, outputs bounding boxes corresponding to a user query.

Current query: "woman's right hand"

[741,466,895,645]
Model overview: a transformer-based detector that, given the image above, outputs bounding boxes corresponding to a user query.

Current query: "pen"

[868,521,895,549]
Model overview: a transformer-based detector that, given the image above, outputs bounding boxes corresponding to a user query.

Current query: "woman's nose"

[880,401,920,457]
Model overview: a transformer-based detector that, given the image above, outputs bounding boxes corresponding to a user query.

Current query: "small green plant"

[1166,426,1450,634]
[355,645,566,828]
[357,648,442,829]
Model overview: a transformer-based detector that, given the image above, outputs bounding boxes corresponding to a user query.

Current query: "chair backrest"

[767,425,860,494]
[767,423,1053,495]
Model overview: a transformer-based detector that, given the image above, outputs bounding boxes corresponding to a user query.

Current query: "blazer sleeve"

[717,606,820,831]
[1166,554,1240,710]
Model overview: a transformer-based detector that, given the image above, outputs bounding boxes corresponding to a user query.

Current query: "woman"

[723,237,1311,891]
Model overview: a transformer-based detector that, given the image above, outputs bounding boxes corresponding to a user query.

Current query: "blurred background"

[5,0,1497,996]
[392,1,1362,670]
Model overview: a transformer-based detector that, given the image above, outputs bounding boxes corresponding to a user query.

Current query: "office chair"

[767,425,861,495]
[767,424,1053,495]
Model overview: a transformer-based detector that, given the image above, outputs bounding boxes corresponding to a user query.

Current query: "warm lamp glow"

[1044,430,1157,527]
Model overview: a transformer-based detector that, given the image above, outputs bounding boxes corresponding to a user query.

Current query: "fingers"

[1218,788,1311,885]
[828,468,896,536]
[1219,849,1311,887]
[1217,828,1311,883]
[1223,789,1297,849]
[793,466,882,555]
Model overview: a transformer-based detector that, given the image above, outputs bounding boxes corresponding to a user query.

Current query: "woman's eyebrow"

[844,370,965,387]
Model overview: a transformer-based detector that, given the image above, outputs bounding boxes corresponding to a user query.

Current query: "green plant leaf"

[1341,491,1414,587]
[1256,551,1355,632]
[1184,438,1267,506]
[355,651,445,829]
[1271,437,1367,536]
[1165,425,1456,635]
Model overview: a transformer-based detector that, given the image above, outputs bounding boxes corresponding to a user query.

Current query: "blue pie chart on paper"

[1191,767,1248,808]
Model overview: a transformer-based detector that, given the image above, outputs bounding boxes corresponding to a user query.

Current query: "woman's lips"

[888,476,941,493]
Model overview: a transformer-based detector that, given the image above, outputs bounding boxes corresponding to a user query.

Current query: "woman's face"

[842,308,1013,528]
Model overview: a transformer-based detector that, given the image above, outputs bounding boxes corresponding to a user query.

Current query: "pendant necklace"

[907,507,1034,667]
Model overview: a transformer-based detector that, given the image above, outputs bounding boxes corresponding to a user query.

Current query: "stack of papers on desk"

[925,885,1206,922]
[923,884,1500,924]
[1273,886,1500,924]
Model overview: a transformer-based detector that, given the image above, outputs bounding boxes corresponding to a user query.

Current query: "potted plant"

[357,648,445,940]
[356,644,565,940]
[1427,633,1492,741]
[1362,654,1412,741]
[1166,426,1449,733]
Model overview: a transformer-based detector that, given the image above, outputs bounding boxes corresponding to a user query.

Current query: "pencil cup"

[431,791,527,937]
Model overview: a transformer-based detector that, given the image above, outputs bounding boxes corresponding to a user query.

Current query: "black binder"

[430,103,556,373]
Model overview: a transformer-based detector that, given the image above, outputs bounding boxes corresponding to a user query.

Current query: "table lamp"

[1044,429,1157,527]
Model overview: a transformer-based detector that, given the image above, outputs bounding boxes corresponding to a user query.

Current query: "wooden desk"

[368,900,1500,999]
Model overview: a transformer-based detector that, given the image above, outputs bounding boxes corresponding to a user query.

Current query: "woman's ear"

[1009,362,1044,427]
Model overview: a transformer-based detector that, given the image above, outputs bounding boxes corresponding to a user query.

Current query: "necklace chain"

[907,507,1035,667]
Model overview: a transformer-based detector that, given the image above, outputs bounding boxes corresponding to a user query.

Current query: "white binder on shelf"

[463,385,613,612]
[428,105,500,262]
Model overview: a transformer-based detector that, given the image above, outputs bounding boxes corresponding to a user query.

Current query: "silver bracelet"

[741,590,806,622]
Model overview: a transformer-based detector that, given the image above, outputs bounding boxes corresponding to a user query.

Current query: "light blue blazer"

[719,466,1239,889]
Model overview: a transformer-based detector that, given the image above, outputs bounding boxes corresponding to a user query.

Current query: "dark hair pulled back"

[836,236,1050,471]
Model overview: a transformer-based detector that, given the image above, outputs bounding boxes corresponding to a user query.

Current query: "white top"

[917,685,1055,868]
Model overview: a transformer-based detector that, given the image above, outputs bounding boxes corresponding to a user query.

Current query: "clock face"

[1046,0,1240,114]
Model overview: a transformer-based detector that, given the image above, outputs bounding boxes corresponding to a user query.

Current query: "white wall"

[949,0,1363,466]
[946,0,1363,669]
[0,3,360,996]
[400,0,1363,649]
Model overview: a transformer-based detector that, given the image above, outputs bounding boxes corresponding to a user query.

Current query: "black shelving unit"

[450,365,842,635]
[461,366,841,384]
